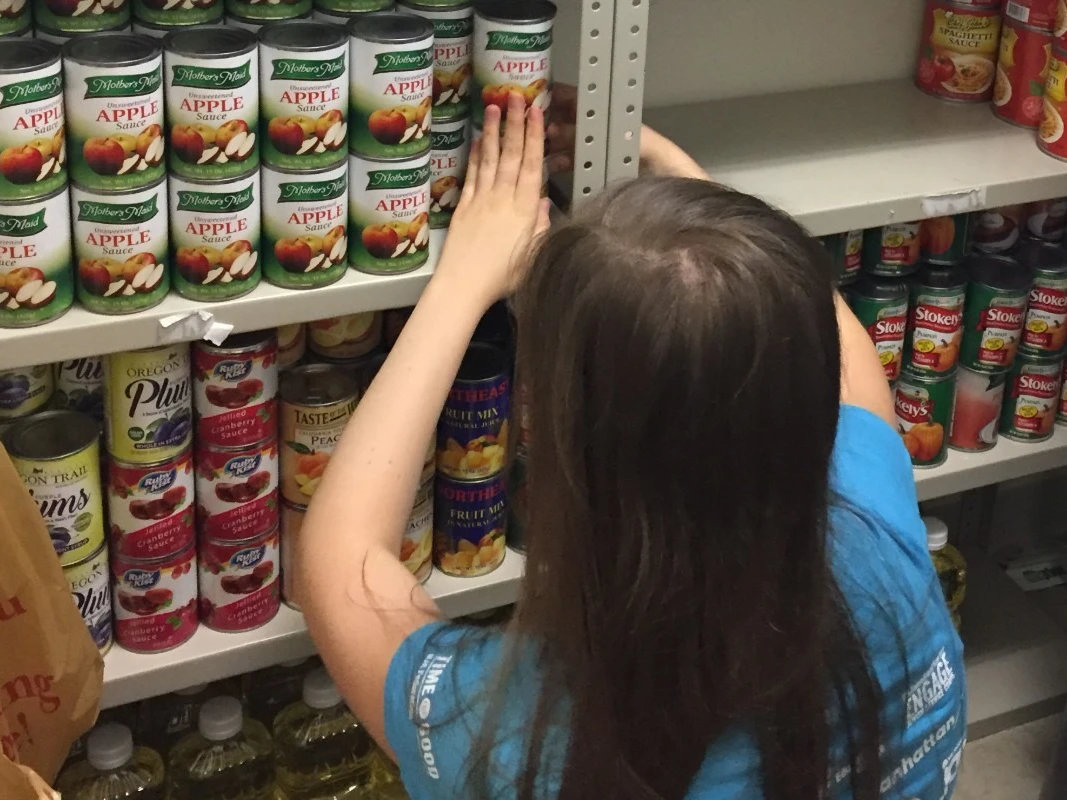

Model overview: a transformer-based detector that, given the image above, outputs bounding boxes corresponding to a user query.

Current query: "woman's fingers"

[494,92,528,191]
[476,104,502,192]
[517,104,545,202]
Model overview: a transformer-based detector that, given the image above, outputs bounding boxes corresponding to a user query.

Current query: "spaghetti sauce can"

[1041,43,1067,158]
[193,330,279,448]
[845,277,909,382]
[437,343,510,481]
[108,449,195,560]
[862,223,921,277]
[112,545,199,653]
[1017,239,1067,356]
[1000,350,1064,441]
[960,254,1032,371]
[950,365,1008,451]
[916,0,1002,103]
[994,15,1053,127]
[905,265,967,374]
[895,365,956,468]
[199,528,280,632]
[433,473,506,577]
[1006,0,1057,31]
[64,544,113,655]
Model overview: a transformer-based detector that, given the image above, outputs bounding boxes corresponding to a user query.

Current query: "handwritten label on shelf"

[920,188,987,217]
[158,310,234,346]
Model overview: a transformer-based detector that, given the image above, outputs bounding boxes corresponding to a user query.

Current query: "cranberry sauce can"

[108,449,195,560]
[845,277,909,382]
[960,254,1032,372]
[1016,239,1067,356]
[895,365,956,468]
[195,438,279,542]
[950,365,1008,451]
[1000,349,1064,441]
[199,527,281,632]
[433,473,506,578]
[437,343,510,480]
[112,545,199,653]
[905,265,967,374]
[193,330,279,447]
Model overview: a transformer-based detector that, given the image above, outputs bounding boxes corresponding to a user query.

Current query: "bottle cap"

[198,696,244,741]
[303,667,342,710]
[924,517,949,551]
[175,683,208,696]
[87,723,133,771]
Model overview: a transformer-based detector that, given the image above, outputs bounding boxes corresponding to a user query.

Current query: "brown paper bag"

[0,440,103,793]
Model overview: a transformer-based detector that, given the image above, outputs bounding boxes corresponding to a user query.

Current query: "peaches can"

[0,186,73,327]
[348,150,430,275]
[108,448,195,560]
[199,527,280,632]
[0,41,65,201]
[112,545,199,653]
[195,438,279,542]
[193,330,279,447]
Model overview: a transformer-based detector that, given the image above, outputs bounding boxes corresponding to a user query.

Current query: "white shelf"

[0,231,447,371]
[644,79,1067,236]
[101,549,524,710]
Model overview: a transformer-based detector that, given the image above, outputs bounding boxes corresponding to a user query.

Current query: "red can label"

[1058,357,1067,421]
[908,297,965,372]
[977,301,1028,366]
[108,451,195,560]
[193,339,279,448]
[199,530,280,632]
[1057,0,1067,48]
[112,547,198,653]
[916,1,1003,102]
[1007,0,1057,30]
[195,441,279,542]
[1040,48,1067,156]
[994,18,1053,127]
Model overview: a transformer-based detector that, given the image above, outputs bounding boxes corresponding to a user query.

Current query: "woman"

[297,94,966,800]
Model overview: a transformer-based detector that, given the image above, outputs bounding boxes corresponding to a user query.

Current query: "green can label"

[920,214,973,266]
[224,0,309,22]
[0,61,67,201]
[429,118,469,229]
[861,223,921,277]
[72,181,169,314]
[0,0,31,35]
[348,151,429,275]
[895,367,955,468]
[848,291,908,382]
[0,189,74,327]
[1022,273,1067,356]
[1000,353,1062,442]
[169,171,261,300]
[472,15,551,128]
[262,162,348,289]
[905,282,965,374]
[33,0,129,34]
[961,281,1028,371]
[134,0,222,25]
[314,0,389,14]
[405,4,473,122]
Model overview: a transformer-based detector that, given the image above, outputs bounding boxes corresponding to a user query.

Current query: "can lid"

[279,363,359,406]
[198,696,244,741]
[845,275,908,302]
[349,11,434,43]
[63,33,162,67]
[966,253,1032,291]
[195,329,276,354]
[87,723,134,772]
[398,0,470,10]
[0,39,60,73]
[473,0,556,24]
[914,263,968,291]
[456,343,508,382]
[924,517,949,552]
[164,25,257,58]
[1013,239,1067,275]
[2,410,98,462]
[258,20,347,50]
[302,667,343,709]
[900,362,956,384]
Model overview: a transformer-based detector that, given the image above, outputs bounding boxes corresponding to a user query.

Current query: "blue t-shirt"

[384,405,967,799]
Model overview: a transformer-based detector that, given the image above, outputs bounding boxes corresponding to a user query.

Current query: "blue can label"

[433,475,507,577]
[437,371,510,481]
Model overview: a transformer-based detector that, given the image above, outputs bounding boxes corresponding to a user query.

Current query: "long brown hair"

[470,178,883,800]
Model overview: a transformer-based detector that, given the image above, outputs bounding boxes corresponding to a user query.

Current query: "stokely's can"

[1026,196,1067,240]
[973,204,1027,252]
[895,364,956,468]
[54,356,105,420]
[164,27,259,180]
[1000,349,1063,440]
[226,0,309,23]
[279,363,358,503]
[1057,356,1067,423]
[915,0,1002,103]
[307,311,382,358]
[348,150,430,275]
[438,343,510,481]
[0,187,74,327]
[950,365,1008,451]
[905,265,967,374]
[132,17,223,36]
[195,438,279,542]
[0,41,65,201]
[261,161,349,289]
[103,344,193,464]
[193,330,279,448]
[1006,0,1057,31]
[0,364,54,420]
[429,116,470,229]
[4,410,105,566]
[861,223,921,278]
[920,214,974,265]
[819,230,862,286]
[35,0,130,36]
[845,277,909,382]
[348,12,434,159]
[0,0,31,37]
[278,323,307,369]
[994,15,1053,127]
[169,169,262,300]
[1017,239,1067,356]
[135,0,222,28]
[472,0,554,128]
[62,34,165,190]
[64,544,113,654]
[433,473,506,577]
[403,494,432,582]
[960,254,1032,371]
[72,177,170,314]
[108,449,194,560]
[199,528,281,632]
[399,0,473,123]
[279,499,304,609]
[1041,44,1067,158]
[112,544,198,652]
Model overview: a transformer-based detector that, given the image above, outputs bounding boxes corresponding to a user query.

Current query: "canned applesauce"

[164,27,259,180]
[950,365,1007,451]
[862,223,921,277]
[169,169,261,300]
[135,0,222,28]
[54,356,104,419]
[262,161,349,289]
[64,544,112,654]
[199,527,280,632]
[0,364,54,420]
[0,0,31,36]
[72,177,169,314]
[314,0,392,24]
[108,448,194,559]
[227,0,308,24]
[1026,196,1067,241]
[0,41,65,201]
[434,473,506,577]
[279,499,303,609]
[895,365,956,468]
[915,0,1002,103]
[820,230,862,286]
[438,343,509,480]
[0,186,74,327]
[472,0,554,128]
[112,544,198,652]
[905,265,967,374]
[62,35,165,190]
[994,15,1053,127]
[1017,239,1067,356]
[227,8,310,30]
[429,116,470,229]
[133,14,223,33]
[974,204,1027,252]
[961,254,1032,371]
[1000,350,1064,441]
[4,410,105,566]
[348,12,434,159]
[193,330,278,448]
[104,344,193,464]
[308,311,382,358]
[845,277,909,382]
[35,0,129,36]
[348,150,430,274]
[278,322,306,369]
[35,20,131,46]
[399,0,473,122]
[920,214,974,265]
[279,363,359,503]
[1041,44,1067,159]
[195,438,279,542]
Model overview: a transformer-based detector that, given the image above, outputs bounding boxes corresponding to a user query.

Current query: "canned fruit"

[104,344,193,463]
[862,223,921,276]
[920,215,974,265]
[63,36,166,189]
[72,180,169,314]
[0,363,53,419]
[429,118,469,228]
[906,268,967,373]
[134,0,221,27]
[226,0,309,22]
[314,0,392,18]
[0,189,74,327]
[193,332,278,448]
[950,366,1007,451]
[846,278,909,382]
[1000,352,1063,440]
[820,230,862,286]
[54,357,104,419]
[961,256,1031,371]
[895,366,955,468]
[437,343,510,480]
[307,312,381,358]
[433,474,506,577]
[35,0,129,35]
[0,0,30,36]
[348,151,430,274]
[349,13,434,159]
[64,546,112,654]
[112,546,198,652]
[4,410,105,566]
[169,171,261,300]
[403,496,432,582]
[199,530,281,632]
[994,16,1053,127]
[195,440,279,542]
[400,1,473,122]
[1026,197,1067,240]
[916,0,1002,102]
[108,451,194,559]
[1042,45,1067,157]
[0,43,66,200]
[280,500,303,608]
[262,162,349,289]
[278,323,306,369]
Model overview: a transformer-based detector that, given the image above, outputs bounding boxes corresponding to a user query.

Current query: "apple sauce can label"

[280,499,303,609]
[134,0,222,27]
[400,1,473,122]
[225,0,308,22]
[108,450,194,559]
[199,528,280,632]
[54,357,104,419]
[434,474,506,577]
[0,188,73,327]
[64,545,112,654]
[262,161,349,289]
[34,0,129,35]
[429,117,469,228]
[348,14,434,159]
[0,364,54,419]
[164,39,259,180]
[196,440,279,542]
[0,0,31,36]
[348,151,430,274]
[472,6,553,129]
[895,366,955,468]
[1000,351,1063,441]
[193,332,279,447]
[906,281,966,374]
[861,223,921,276]
[112,546,198,653]
[169,170,261,300]
[0,48,66,201]
[104,344,193,463]
[62,39,165,190]
[72,179,169,314]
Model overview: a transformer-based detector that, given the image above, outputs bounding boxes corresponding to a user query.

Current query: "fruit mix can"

[1017,239,1067,356]
[307,311,382,358]
[1025,196,1067,241]
[974,204,1027,252]
[0,41,65,201]
[198,527,280,632]
[433,473,506,577]
[905,265,967,374]
[108,449,194,559]
[915,0,1002,103]
[64,544,113,654]
[0,187,74,327]
[437,343,510,481]
[277,322,306,369]
[994,15,1053,127]
[895,365,956,468]
[820,230,862,286]
[195,438,279,542]
[960,255,1031,372]
[193,330,279,448]
[950,365,1008,451]
[112,544,198,652]
[920,214,974,265]
[862,223,922,278]
[1040,44,1067,159]
[1000,349,1064,440]
[845,277,909,382]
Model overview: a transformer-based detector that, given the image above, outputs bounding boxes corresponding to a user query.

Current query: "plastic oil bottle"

[244,657,312,728]
[167,695,275,800]
[273,667,374,800]
[925,516,967,630]
[56,722,165,800]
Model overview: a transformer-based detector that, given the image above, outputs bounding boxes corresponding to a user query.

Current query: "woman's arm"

[297,92,548,749]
